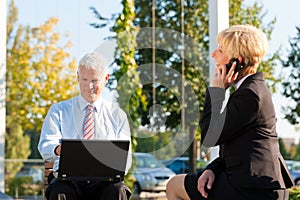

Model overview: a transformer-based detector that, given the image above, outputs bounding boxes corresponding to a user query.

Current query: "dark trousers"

[46,174,131,200]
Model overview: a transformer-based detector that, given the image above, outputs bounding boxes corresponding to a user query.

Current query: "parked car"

[162,157,207,174]
[0,192,13,200]
[16,166,43,183]
[285,160,300,185]
[132,152,176,194]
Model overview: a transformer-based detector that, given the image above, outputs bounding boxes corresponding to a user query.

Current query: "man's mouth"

[86,90,95,94]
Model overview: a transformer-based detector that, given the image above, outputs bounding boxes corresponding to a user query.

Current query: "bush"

[6,176,43,196]
[289,186,300,200]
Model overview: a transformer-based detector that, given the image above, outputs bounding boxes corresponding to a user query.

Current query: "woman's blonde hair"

[217,24,268,71]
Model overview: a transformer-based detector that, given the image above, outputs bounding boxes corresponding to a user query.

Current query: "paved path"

[132,192,167,200]
[15,191,168,200]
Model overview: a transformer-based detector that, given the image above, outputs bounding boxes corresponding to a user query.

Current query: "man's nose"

[88,82,94,89]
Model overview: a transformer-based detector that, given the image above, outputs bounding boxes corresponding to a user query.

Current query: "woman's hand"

[197,169,215,198]
[212,62,239,89]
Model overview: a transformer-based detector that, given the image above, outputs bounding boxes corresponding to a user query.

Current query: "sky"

[12,0,300,141]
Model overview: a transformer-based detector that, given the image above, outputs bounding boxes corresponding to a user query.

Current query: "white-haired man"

[38,52,132,200]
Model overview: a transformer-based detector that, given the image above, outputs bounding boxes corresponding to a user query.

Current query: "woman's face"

[211,43,230,70]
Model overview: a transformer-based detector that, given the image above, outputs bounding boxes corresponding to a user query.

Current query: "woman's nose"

[211,50,216,58]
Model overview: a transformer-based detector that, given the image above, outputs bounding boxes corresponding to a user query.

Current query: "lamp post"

[0,0,6,192]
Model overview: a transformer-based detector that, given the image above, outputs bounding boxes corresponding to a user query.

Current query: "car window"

[171,161,188,169]
[293,163,300,171]
[136,155,164,168]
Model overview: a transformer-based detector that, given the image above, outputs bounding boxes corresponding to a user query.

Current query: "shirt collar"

[78,95,102,113]
[233,74,252,90]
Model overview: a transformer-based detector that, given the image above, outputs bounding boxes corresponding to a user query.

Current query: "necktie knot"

[87,104,94,109]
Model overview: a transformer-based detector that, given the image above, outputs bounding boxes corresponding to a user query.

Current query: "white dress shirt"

[38,95,131,171]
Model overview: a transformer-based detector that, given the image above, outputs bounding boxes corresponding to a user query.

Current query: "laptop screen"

[58,139,130,182]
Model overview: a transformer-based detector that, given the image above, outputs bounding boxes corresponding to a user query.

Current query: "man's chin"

[83,94,97,103]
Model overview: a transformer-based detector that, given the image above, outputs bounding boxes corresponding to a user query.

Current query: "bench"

[44,162,54,200]
[43,162,73,200]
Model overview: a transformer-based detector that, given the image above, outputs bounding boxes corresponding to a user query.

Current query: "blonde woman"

[166,25,294,200]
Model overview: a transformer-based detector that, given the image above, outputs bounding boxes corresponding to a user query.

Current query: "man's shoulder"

[50,97,77,111]
[101,98,127,117]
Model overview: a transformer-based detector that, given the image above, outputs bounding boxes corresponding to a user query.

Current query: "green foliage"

[111,0,145,144]
[5,117,31,179]
[6,15,77,132]
[5,2,31,175]
[279,138,290,159]
[90,0,280,174]
[291,143,300,161]
[6,176,43,196]
[281,26,300,125]
[6,0,78,159]
[124,171,135,192]
[89,1,280,171]
[133,0,208,134]
[121,0,279,137]
[135,130,176,160]
[229,1,280,92]
[105,0,143,191]
[289,186,300,200]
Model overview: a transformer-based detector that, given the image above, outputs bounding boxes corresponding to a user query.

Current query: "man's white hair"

[78,52,108,74]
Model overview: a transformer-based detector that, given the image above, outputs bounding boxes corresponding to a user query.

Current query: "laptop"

[58,139,130,182]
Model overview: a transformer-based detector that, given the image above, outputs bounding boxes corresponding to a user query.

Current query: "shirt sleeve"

[37,104,62,162]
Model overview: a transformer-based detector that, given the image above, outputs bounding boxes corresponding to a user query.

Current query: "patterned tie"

[83,104,95,139]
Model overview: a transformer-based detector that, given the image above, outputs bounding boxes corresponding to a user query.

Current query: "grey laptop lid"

[58,139,129,182]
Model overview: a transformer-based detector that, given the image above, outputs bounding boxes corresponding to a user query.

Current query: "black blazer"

[201,72,294,189]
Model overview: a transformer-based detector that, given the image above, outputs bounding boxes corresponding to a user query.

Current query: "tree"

[5,117,31,180]
[281,26,300,125]
[6,0,77,161]
[96,0,143,190]
[135,129,176,160]
[90,0,279,173]
[278,138,289,159]
[291,143,300,161]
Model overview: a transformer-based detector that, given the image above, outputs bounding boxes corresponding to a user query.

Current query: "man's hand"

[54,144,61,156]
[197,169,215,198]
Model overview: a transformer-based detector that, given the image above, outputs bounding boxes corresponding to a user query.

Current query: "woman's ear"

[238,56,243,64]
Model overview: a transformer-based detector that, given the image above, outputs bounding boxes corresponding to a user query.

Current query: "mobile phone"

[226,58,243,74]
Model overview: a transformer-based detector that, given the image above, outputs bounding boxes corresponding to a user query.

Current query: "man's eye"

[92,80,100,84]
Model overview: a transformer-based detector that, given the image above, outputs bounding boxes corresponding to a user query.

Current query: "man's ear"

[77,71,80,82]
[104,74,110,84]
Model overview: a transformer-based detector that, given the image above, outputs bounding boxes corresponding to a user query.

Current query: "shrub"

[289,186,300,200]
[6,176,43,196]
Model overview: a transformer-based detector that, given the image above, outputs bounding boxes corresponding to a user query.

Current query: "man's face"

[77,66,109,103]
